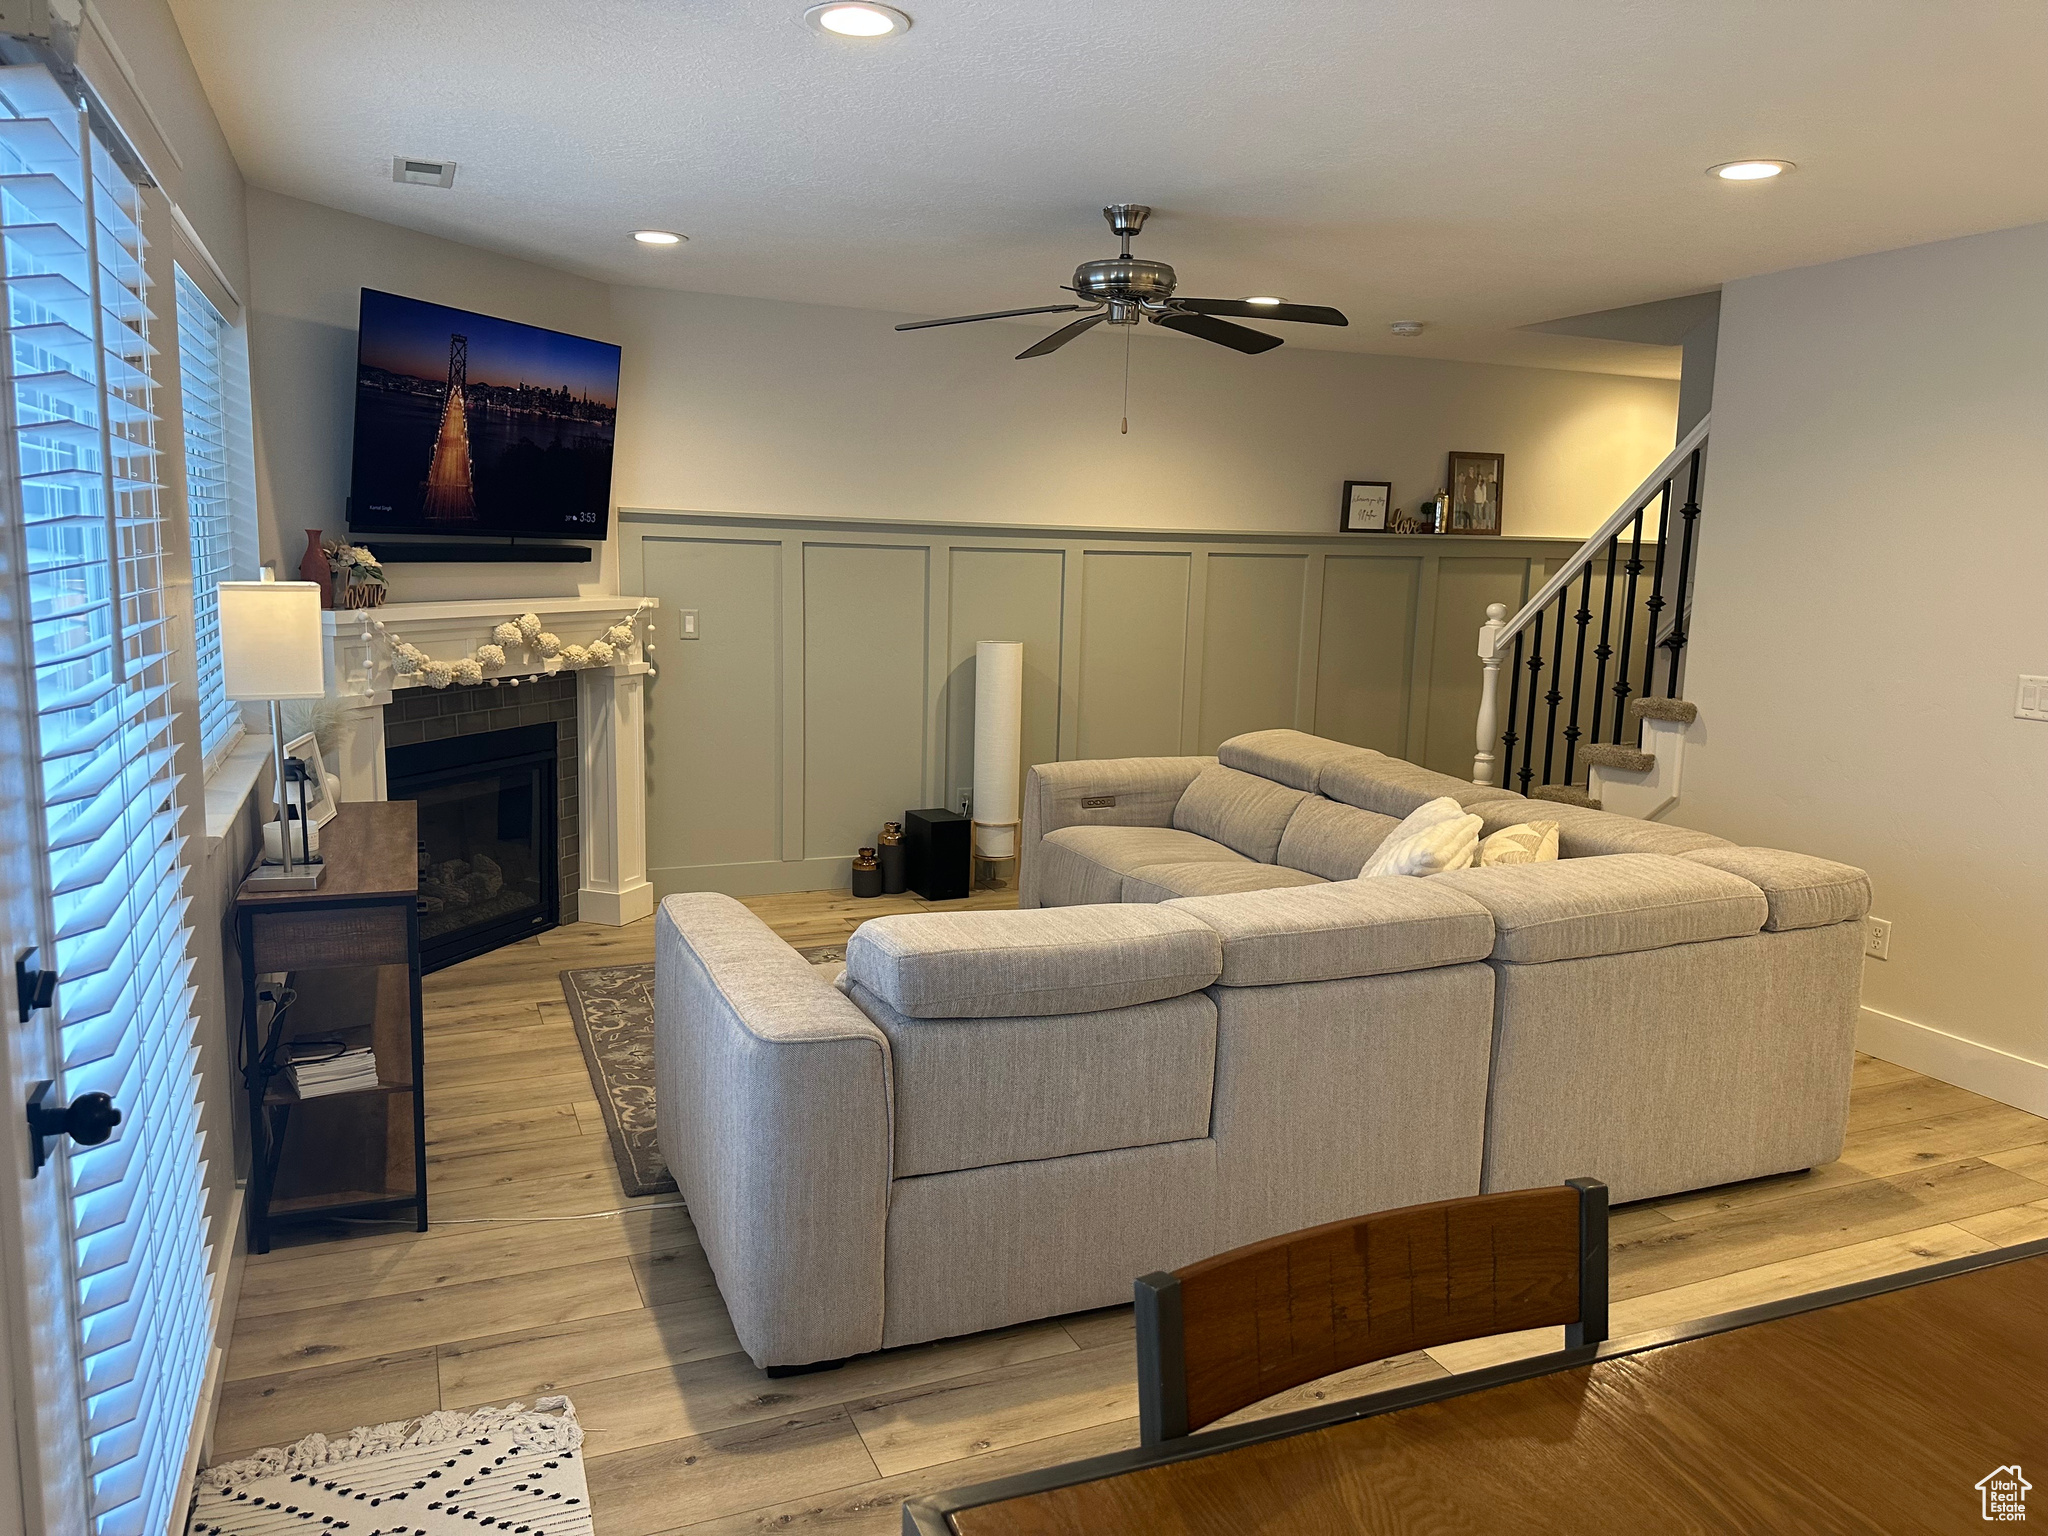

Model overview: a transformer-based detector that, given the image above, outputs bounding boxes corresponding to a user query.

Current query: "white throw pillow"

[1478,820,1560,866]
[1360,796,1483,878]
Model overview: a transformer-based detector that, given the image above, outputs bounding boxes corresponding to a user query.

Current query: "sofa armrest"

[653,893,892,1368]
[1020,755,1215,907]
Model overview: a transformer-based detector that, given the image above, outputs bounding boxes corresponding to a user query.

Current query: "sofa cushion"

[845,903,1222,1019]
[847,983,1218,1177]
[1677,846,1872,931]
[1034,824,1249,907]
[1171,764,1310,863]
[1168,879,1495,986]
[1321,755,1526,819]
[1473,799,1733,859]
[1276,796,1403,881]
[1432,853,1769,964]
[1479,820,1559,866]
[1121,861,1327,904]
[1216,729,1382,793]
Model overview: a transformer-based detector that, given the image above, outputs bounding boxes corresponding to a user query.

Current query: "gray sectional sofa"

[655,730,1869,1369]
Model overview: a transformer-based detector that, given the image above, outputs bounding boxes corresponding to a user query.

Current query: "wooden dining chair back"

[1134,1179,1608,1444]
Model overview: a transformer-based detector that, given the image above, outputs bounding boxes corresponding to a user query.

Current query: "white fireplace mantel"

[320,595,660,926]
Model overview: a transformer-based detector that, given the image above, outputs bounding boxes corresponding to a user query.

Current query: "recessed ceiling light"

[633,230,686,245]
[1242,296,1285,306]
[1389,321,1425,337]
[805,3,911,37]
[1708,159,1794,181]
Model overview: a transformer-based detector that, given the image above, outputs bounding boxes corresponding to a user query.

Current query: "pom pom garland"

[377,600,653,688]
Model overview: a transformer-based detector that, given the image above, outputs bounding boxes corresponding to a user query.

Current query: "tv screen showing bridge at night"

[348,288,622,538]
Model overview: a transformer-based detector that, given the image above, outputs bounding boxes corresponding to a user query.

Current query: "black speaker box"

[904,808,970,901]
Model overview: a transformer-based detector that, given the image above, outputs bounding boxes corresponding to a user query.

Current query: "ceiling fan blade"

[895,304,1085,332]
[1151,311,1284,354]
[1016,312,1108,359]
[1174,299,1349,326]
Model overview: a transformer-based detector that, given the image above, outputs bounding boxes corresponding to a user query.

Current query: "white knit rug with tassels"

[190,1397,592,1536]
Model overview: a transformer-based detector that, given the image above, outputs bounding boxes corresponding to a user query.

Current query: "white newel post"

[576,661,655,926]
[1473,601,1508,786]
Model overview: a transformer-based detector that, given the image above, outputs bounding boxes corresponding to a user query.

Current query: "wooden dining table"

[904,1237,2048,1534]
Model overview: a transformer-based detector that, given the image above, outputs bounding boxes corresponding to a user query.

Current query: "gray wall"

[1676,220,2048,1108]
[623,512,1584,895]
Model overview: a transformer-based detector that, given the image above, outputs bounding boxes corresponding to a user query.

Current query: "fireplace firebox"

[387,722,559,972]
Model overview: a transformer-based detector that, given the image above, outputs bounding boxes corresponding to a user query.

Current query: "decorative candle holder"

[850,847,883,898]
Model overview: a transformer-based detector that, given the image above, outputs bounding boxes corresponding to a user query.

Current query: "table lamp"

[219,580,328,891]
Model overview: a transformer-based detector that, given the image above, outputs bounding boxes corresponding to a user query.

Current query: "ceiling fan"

[894,204,1349,360]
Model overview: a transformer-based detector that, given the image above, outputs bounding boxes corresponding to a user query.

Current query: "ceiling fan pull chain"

[1121,323,1132,435]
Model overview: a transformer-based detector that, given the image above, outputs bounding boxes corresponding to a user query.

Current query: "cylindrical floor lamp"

[219,580,329,891]
[972,640,1024,888]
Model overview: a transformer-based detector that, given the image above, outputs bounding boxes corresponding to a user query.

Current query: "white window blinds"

[0,65,211,1536]
[173,265,242,769]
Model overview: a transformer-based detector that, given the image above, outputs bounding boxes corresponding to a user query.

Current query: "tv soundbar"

[367,542,594,564]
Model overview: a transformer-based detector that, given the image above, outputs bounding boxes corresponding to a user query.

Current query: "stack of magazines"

[287,1042,379,1098]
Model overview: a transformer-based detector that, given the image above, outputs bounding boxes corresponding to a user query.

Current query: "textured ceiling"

[168,0,2048,377]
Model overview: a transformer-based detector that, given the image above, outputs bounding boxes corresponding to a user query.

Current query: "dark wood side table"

[236,800,427,1253]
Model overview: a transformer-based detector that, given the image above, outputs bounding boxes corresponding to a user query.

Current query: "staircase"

[1472,415,1707,814]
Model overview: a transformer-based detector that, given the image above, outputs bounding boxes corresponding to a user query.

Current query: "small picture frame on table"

[1445,452,1504,535]
[283,732,339,828]
[1340,480,1393,533]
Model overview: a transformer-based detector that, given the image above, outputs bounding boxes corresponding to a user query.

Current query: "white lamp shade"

[217,581,328,700]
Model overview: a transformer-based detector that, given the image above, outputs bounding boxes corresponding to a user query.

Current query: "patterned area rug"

[560,945,846,1197]
[193,1398,590,1536]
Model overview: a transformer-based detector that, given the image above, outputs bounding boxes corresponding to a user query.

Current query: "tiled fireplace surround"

[318,597,657,928]
[382,675,582,924]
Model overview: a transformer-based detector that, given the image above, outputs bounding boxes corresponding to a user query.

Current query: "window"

[0,68,211,1535]
[173,266,245,769]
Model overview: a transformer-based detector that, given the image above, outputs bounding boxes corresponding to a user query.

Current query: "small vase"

[299,529,334,608]
[850,847,883,899]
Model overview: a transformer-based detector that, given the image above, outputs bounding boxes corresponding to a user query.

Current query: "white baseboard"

[578,879,656,926]
[1858,1006,2048,1117]
[176,1186,248,1527]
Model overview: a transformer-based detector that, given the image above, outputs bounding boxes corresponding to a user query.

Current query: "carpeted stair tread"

[1530,784,1602,809]
[1629,696,1699,725]
[1584,743,1656,773]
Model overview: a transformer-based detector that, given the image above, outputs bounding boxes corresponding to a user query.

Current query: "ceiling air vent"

[393,157,457,188]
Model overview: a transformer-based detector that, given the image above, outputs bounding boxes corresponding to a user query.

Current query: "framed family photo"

[1340,480,1393,532]
[1445,452,1504,534]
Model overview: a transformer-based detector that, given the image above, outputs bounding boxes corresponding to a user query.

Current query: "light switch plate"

[679,609,699,640]
[2016,675,2048,721]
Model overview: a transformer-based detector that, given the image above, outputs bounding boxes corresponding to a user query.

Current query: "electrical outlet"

[2016,675,2048,722]
[957,788,972,817]
[679,609,699,640]
[1864,917,1892,961]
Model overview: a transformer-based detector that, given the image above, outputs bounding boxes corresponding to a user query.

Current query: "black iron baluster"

[1561,561,1594,784]
[1663,447,1703,697]
[1610,507,1646,741]
[1541,588,1567,787]
[1588,532,1621,747]
[1639,481,1673,714]
[1499,629,1524,791]
[1519,609,1545,794]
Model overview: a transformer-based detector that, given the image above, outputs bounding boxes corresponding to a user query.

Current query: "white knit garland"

[373,601,656,689]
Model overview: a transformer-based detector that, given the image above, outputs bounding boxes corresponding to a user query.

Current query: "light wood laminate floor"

[216,894,2048,1535]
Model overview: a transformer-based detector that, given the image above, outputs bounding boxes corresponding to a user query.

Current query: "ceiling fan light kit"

[895,203,1350,360]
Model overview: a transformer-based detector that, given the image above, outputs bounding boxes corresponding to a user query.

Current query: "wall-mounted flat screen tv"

[348,288,622,538]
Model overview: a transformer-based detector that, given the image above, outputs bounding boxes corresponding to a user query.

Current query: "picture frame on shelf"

[1445,452,1504,534]
[1340,480,1393,532]
[283,732,339,828]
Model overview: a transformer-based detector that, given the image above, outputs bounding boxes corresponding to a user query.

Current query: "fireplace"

[388,723,559,972]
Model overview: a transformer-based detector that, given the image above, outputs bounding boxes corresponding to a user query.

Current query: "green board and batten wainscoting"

[619,510,1592,898]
